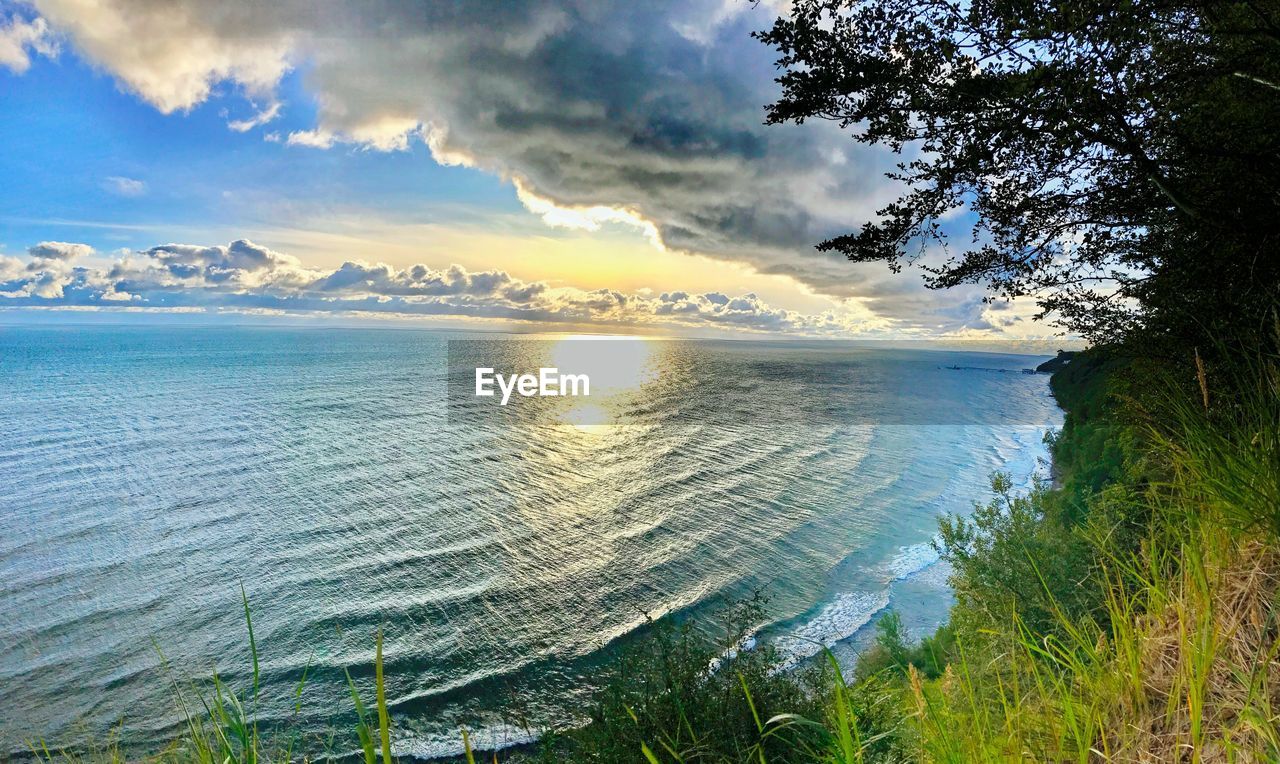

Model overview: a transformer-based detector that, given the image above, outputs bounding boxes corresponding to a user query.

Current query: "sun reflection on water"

[549,335,658,431]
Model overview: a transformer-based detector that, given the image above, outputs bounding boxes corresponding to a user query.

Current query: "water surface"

[0,326,1060,758]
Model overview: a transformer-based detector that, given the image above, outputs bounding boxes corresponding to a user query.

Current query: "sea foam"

[774,589,891,670]
[884,540,941,581]
[395,721,540,760]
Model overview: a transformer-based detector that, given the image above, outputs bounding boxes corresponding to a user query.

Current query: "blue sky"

[0,0,1035,337]
[1,57,518,251]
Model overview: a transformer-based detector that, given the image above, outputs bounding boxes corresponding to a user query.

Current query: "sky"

[0,0,1044,337]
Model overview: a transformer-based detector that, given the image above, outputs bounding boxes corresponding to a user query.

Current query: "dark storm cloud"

[22,0,988,328]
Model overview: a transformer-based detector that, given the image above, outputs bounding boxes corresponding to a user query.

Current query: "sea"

[0,325,1063,759]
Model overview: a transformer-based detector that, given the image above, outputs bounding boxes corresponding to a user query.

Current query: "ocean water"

[0,326,1061,758]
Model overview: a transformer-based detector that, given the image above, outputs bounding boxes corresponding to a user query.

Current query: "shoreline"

[410,401,1066,761]
[2,343,1064,763]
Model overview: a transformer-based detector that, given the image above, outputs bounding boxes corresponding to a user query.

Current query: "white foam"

[393,721,540,760]
[884,540,941,581]
[994,425,1055,493]
[773,589,890,671]
[709,631,759,672]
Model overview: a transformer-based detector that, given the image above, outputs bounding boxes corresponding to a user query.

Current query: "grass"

[29,600,394,764]
[22,343,1280,763]
[893,343,1280,763]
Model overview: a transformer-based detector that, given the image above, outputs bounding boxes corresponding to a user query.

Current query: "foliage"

[854,613,955,684]
[552,595,832,763]
[901,348,1280,761]
[1150,337,1280,536]
[757,0,1280,346]
[937,473,1103,643]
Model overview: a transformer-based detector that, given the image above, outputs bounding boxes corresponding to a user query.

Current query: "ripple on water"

[0,327,1061,757]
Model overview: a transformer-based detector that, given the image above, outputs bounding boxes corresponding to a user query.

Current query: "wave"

[393,721,540,760]
[773,590,891,671]
[883,540,941,581]
[762,427,1057,675]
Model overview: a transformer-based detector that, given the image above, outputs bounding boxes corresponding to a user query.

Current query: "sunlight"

[549,335,658,430]
[559,400,613,435]
[513,178,663,247]
[549,335,658,395]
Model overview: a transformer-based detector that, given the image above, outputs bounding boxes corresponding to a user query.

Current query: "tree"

[757,0,1280,347]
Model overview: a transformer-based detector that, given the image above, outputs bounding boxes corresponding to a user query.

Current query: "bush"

[556,595,825,763]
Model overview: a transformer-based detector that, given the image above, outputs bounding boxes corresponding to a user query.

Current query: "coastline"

[408,374,1067,761]
[0,343,1065,762]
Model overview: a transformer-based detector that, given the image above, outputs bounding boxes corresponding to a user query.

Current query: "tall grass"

[898,347,1280,763]
[28,595,395,764]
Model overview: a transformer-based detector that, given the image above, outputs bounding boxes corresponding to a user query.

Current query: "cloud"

[285,129,334,149]
[16,0,983,325]
[1,237,897,335]
[30,0,291,113]
[226,100,281,132]
[0,11,56,72]
[5,242,96,299]
[102,175,147,196]
[28,241,95,260]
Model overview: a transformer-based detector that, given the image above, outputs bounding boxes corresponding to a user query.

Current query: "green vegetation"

[25,25,1280,743]
[23,0,1280,756]
[757,0,1280,349]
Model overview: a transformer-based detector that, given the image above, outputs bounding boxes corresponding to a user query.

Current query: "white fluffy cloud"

[0,11,55,72]
[28,241,95,260]
[30,0,290,112]
[2,241,96,299]
[1,238,896,334]
[11,0,993,329]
